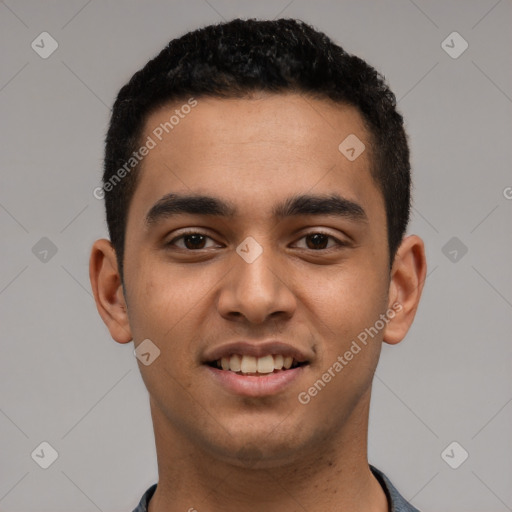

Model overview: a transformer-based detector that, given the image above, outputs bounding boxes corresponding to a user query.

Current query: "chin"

[197,416,322,469]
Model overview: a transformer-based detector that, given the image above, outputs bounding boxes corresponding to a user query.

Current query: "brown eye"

[305,233,330,250]
[182,234,207,249]
[167,232,218,250]
[294,231,344,251]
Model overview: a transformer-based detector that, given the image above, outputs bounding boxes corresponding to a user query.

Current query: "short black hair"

[103,18,411,283]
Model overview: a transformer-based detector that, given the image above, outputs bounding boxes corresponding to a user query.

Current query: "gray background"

[0,0,511,511]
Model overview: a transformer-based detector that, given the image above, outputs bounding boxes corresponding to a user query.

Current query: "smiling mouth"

[207,354,307,375]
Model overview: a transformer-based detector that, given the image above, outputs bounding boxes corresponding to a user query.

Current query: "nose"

[217,241,297,325]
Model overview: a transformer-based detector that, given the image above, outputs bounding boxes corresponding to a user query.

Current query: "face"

[96,93,411,468]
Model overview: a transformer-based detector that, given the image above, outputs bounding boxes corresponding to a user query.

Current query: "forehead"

[130,93,383,224]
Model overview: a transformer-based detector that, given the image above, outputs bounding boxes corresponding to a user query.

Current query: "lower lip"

[205,365,306,397]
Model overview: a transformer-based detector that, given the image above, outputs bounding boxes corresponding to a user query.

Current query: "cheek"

[297,267,387,421]
[125,258,200,343]
[126,264,207,399]
[305,262,388,334]
[126,254,224,363]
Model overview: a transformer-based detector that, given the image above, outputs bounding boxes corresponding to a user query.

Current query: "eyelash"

[166,230,347,251]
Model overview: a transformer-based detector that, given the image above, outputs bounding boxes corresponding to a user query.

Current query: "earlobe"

[383,235,427,345]
[89,239,133,344]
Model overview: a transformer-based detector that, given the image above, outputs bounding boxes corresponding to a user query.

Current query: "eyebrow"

[144,192,368,227]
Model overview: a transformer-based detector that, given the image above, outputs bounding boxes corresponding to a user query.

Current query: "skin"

[90,92,426,512]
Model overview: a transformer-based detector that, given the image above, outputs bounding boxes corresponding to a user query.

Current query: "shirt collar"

[132,466,419,512]
[370,465,421,512]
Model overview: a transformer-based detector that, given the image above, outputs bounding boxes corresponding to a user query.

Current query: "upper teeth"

[218,354,295,374]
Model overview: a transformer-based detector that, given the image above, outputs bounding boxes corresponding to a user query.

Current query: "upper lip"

[202,340,312,364]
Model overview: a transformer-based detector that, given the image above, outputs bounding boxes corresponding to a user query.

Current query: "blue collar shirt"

[131,465,420,512]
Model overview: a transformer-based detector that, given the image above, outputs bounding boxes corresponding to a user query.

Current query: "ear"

[383,235,427,345]
[89,238,133,344]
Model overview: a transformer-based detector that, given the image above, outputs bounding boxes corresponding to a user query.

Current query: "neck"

[147,392,388,512]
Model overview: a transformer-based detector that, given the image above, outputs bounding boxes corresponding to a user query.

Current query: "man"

[89,18,426,512]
